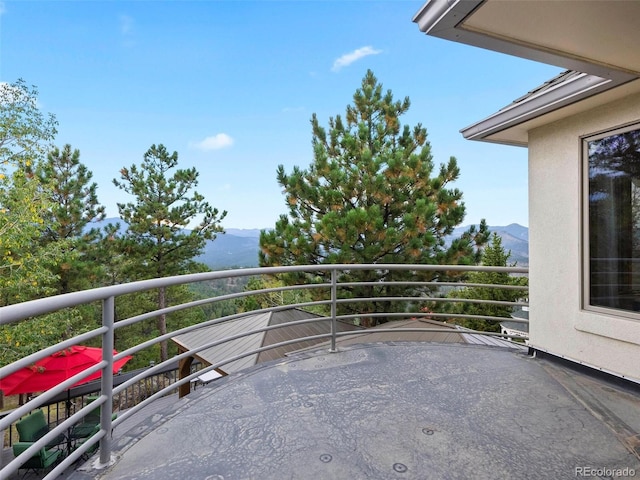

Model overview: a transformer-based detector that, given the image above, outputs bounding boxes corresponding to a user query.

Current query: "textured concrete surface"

[70,342,640,480]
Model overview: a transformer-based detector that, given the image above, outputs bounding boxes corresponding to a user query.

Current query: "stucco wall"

[528,92,640,382]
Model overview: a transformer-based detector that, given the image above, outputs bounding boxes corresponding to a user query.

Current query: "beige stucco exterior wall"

[528,92,640,382]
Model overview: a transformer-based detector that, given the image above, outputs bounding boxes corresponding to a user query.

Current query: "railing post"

[330,268,337,353]
[98,296,115,467]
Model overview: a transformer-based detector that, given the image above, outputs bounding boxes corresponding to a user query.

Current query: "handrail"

[0,265,527,325]
[0,264,528,479]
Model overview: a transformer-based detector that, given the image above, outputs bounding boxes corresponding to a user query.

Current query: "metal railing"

[0,264,528,479]
[0,360,205,450]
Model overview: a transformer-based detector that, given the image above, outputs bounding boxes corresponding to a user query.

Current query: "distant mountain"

[451,223,529,266]
[87,218,261,270]
[197,233,260,269]
[88,218,528,270]
[210,223,530,269]
[225,228,262,238]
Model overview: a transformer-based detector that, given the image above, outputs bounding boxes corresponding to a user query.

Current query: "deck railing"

[0,360,206,451]
[0,264,528,479]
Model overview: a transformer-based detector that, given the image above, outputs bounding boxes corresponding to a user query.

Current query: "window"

[585,124,640,315]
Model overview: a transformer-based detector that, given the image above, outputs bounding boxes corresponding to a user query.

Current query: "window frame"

[582,120,640,319]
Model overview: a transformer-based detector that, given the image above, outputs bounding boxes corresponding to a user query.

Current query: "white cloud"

[0,2,6,16]
[331,46,382,72]
[189,133,234,151]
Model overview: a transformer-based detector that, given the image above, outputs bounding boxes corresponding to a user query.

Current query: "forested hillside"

[197,224,529,269]
[93,219,529,270]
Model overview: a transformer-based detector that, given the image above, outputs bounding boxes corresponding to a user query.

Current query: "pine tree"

[91,223,134,287]
[113,144,227,361]
[260,71,488,326]
[239,275,323,315]
[37,144,106,293]
[444,233,528,332]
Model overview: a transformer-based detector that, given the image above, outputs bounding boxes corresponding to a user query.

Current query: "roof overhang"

[413,0,640,145]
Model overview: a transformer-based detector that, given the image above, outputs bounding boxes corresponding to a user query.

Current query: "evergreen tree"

[90,223,135,287]
[113,144,227,361]
[0,80,82,377]
[260,71,488,326]
[37,144,106,293]
[239,275,325,315]
[444,233,528,332]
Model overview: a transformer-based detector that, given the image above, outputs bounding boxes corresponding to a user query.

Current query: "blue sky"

[0,1,561,230]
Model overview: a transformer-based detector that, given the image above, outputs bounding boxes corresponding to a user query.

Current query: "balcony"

[1,265,639,479]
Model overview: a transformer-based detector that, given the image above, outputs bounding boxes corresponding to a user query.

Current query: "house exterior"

[414,0,640,382]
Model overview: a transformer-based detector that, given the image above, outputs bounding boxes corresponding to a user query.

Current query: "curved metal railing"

[0,264,528,479]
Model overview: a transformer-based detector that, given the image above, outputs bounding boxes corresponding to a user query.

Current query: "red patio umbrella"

[0,345,132,396]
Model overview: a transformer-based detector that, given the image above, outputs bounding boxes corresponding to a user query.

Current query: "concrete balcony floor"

[69,342,640,480]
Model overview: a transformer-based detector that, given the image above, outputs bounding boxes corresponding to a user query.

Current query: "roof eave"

[413,0,636,80]
[413,0,640,145]
[412,0,480,36]
[460,74,634,144]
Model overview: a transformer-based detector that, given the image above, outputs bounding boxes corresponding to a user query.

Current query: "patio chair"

[70,396,117,442]
[72,423,101,460]
[12,441,61,475]
[15,410,65,448]
[15,410,47,442]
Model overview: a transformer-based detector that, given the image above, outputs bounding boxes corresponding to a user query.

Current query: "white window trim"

[581,120,640,322]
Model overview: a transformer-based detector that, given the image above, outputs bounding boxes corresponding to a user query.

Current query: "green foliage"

[443,233,528,332]
[0,79,57,171]
[238,275,328,316]
[112,285,208,370]
[38,144,105,241]
[0,308,93,365]
[0,86,234,372]
[260,70,488,326]
[0,81,92,372]
[37,144,106,293]
[113,144,227,361]
[84,223,137,289]
[0,80,61,306]
[113,144,227,279]
[189,276,248,319]
[0,169,59,305]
